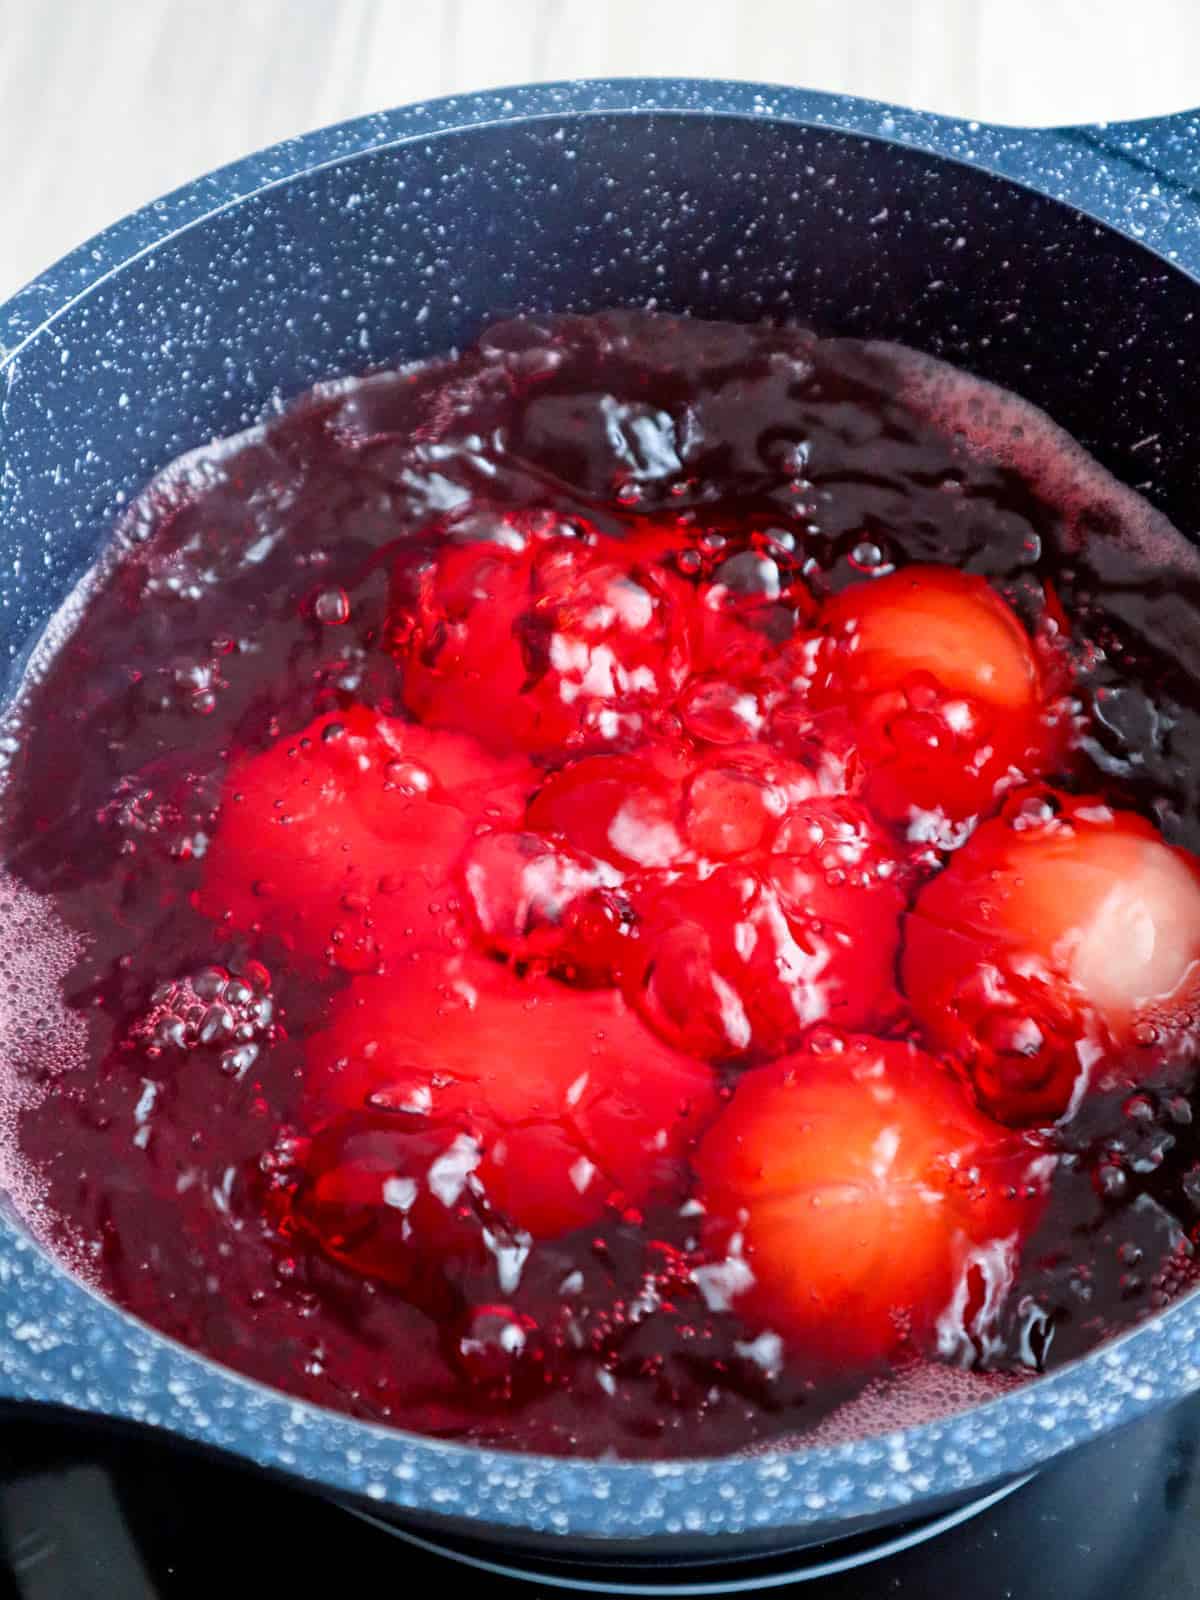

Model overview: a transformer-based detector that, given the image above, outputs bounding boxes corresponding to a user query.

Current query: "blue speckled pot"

[4,79,1200,1566]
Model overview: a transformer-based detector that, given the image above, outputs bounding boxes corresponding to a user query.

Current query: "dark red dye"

[6,312,1200,1458]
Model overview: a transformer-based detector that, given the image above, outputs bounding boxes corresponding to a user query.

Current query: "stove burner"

[344,1477,1032,1594]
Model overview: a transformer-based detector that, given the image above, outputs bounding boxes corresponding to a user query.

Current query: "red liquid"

[5,311,1200,1458]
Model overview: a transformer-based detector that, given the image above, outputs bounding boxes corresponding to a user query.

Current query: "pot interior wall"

[3,111,1200,698]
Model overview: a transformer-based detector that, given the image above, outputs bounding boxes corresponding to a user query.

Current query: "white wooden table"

[2,0,1199,304]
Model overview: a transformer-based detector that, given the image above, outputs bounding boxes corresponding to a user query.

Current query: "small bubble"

[1005,793,1058,832]
[384,759,434,794]
[192,967,228,1001]
[849,540,886,572]
[1166,1095,1193,1126]
[313,586,351,625]
[198,1005,234,1045]
[244,961,271,993]
[455,1305,543,1397]
[1095,1162,1127,1200]
[219,1042,258,1078]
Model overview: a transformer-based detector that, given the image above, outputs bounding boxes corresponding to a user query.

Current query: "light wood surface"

[2,0,1199,304]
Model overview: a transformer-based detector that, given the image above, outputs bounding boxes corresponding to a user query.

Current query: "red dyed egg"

[903,792,1200,1124]
[304,951,717,1247]
[197,707,529,971]
[812,566,1064,830]
[694,1036,1046,1367]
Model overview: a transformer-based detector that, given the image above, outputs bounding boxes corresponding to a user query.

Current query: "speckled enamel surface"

[3,79,1200,1551]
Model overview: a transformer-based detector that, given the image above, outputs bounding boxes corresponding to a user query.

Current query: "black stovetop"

[0,1393,1196,1599]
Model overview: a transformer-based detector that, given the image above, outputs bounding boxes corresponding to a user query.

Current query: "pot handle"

[1060,109,1200,193]
[1017,108,1200,283]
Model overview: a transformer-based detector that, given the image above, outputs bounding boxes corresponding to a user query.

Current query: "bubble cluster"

[127,962,277,1079]
[786,1364,1026,1449]
[0,875,87,1265]
[882,337,1200,576]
